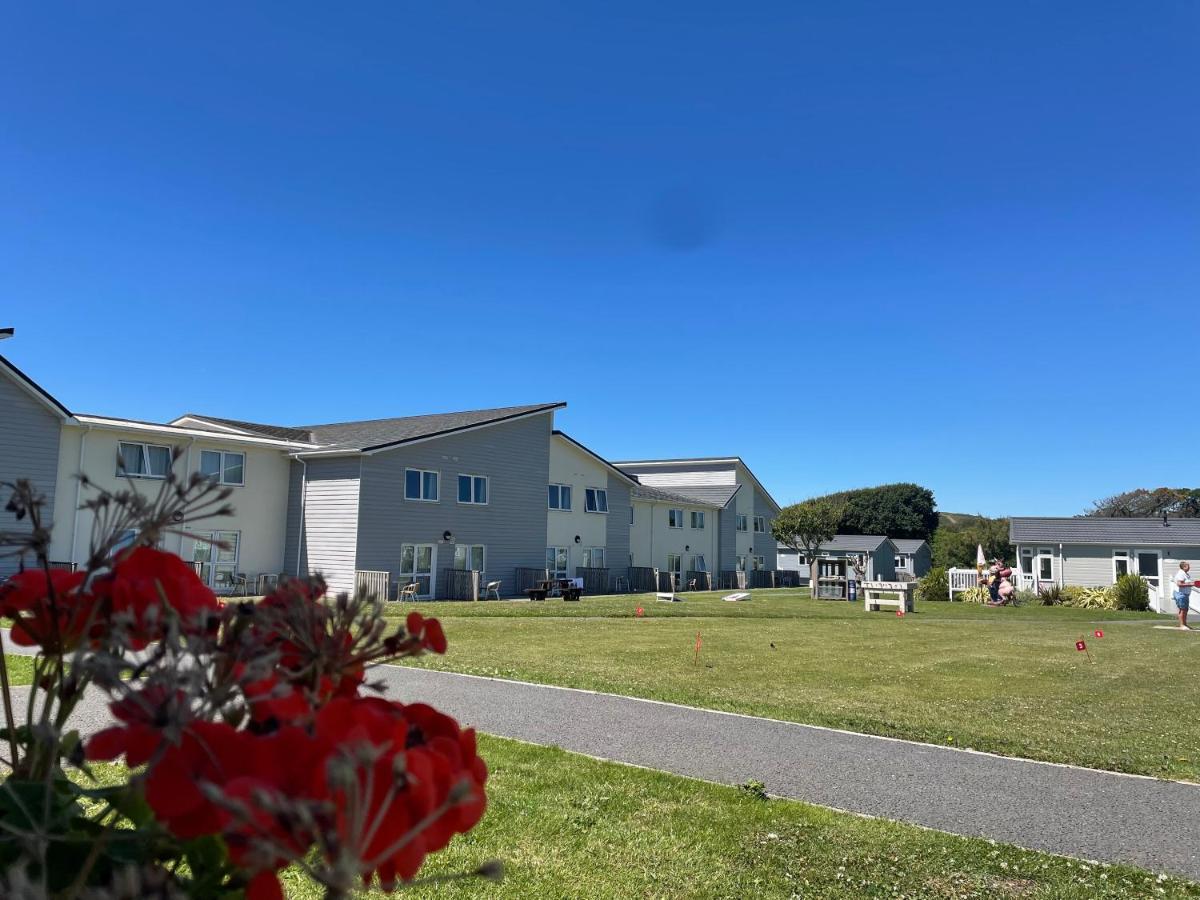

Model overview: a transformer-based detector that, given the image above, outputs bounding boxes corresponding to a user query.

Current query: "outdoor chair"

[613,575,628,593]
[484,579,502,600]
[398,582,420,602]
[230,572,251,596]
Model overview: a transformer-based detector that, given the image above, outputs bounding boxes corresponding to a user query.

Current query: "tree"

[931,515,1013,569]
[772,498,843,570]
[1086,487,1200,518]
[808,483,939,540]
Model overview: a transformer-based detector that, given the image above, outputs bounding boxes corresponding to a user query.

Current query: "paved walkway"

[5,631,1199,881]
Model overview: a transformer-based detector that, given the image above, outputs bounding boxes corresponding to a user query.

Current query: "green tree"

[931,515,1013,569]
[1086,487,1200,518]
[772,499,843,570]
[808,483,939,539]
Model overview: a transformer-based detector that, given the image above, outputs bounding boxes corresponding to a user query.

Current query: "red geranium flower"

[405,612,447,655]
[0,568,96,652]
[92,548,220,648]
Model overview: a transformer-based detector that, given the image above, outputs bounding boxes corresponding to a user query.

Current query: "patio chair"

[230,572,251,596]
[613,575,629,593]
[484,579,502,600]
[398,582,420,602]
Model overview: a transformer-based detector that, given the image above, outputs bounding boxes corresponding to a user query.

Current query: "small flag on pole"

[636,606,644,617]
[1094,629,1103,638]
[694,630,702,665]
[1075,640,1087,652]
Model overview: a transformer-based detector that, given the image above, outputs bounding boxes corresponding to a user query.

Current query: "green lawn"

[275,734,1199,899]
[391,590,1200,780]
[1,654,34,687]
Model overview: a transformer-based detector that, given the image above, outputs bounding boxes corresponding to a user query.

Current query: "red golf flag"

[1094,629,1103,638]
[636,606,644,617]
[896,609,905,617]
[1075,640,1087,652]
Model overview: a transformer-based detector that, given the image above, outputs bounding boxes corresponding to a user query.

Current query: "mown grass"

[277,734,1199,899]
[2,654,34,687]
[390,590,1200,780]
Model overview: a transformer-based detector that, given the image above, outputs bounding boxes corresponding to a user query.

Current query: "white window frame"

[405,468,440,502]
[666,553,682,587]
[191,530,241,590]
[400,543,437,598]
[582,547,606,569]
[1035,546,1054,583]
[753,555,765,571]
[1134,548,1162,593]
[200,449,246,487]
[117,441,173,480]
[584,487,609,514]
[453,543,486,573]
[736,554,747,572]
[457,474,488,506]
[548,483,572,511]
[629,506,634,525]
[753,516,766,533]
[547,546,569,580]
[736,514,748,532]
[668,508,684,529]
[895,553,910,570]
[1112,549,1131,582]
[690,554,707,572]
[690,510,705,529]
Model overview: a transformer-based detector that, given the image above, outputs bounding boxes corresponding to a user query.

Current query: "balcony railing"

[354,570,391,601]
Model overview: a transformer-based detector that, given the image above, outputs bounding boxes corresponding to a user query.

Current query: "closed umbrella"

[976,544,987,573]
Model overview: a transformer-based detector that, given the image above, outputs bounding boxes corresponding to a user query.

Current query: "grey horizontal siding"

[0,371,62,577]
[301,456,362,595]
[718,506,737,572]
[355,412,553,599]
[605,476,631,570]
[283,459,306,577]
[752,486,777,569]
[1061,545,1113,587]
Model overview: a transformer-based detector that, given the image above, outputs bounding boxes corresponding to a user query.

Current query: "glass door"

[191,532,240,589]
[400,544,436,598]
[1135,550,1162,601]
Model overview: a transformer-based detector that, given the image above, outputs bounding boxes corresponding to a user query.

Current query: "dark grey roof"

[631,483,720,507]
[633,483,740,507]
[1010,517,1200,546]
[179,415,315,443]
[303,402,565,453]
[777,534,892,553]
[892,538,929,553]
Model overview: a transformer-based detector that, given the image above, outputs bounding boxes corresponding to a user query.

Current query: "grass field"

[275,734,1199,899]
[391,589,1200,780]
[1,654,34,687]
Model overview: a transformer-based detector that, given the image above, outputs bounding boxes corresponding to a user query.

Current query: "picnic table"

[527,578,583,602]
[861,580,915,613]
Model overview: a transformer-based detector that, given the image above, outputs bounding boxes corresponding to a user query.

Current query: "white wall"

[49,424,292,582]
[628,499,718,575]
[547,436,612,572]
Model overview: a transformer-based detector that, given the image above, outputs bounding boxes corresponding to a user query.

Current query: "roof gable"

[0,354,71,419]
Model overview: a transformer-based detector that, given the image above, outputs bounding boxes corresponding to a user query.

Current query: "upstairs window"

[405,468,439,501]
[585,487,608,513]
[668,508,684,529]
[118,442,172,479]
[690,510,705,529]
[548,483,572,511]
[753,516,766,533]
[200,450,245,486]
[458,474,488,505]
[736,514,748,532]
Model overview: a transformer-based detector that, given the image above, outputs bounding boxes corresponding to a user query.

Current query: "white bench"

[862,580,915,613]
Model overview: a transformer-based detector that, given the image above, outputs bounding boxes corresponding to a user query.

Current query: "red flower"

[93,548,220,647]
[87,683,189,767]
[406,612,448,655]
[243,673,314,729]
[0,568,96,652]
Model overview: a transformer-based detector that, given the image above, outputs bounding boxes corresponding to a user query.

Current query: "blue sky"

[2,2,1197,516]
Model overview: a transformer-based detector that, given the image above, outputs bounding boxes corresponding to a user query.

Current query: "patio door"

[1135,550,1162,604]
[400,544,436,598]
[191,531,240,590]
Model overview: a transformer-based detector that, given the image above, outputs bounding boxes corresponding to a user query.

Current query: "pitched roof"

[613,455,780,512]
[302,402,565,453]
[0,354,72,419]
[174,415,315,443]
[1010,517,1200,546]
[643,483,741,507]
[551,431,639,486]
[630,483,721,507]
[777,534,893,553]
[892,538,929,553]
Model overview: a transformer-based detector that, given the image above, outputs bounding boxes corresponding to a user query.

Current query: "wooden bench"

[862,580,915,613]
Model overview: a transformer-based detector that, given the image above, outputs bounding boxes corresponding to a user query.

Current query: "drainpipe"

[180,437,195,555]
[1058,543,1064,588]
[69,424,91,565]
[295,457,307,576]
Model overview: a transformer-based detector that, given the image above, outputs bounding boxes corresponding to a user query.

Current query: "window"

[668,508,684,529]
[753,516,766,533]
[548,483,572,511]
[691,554,707,572]
[457,474,488,505]
[546,546,569,579]
[191,531,240,589]
[895,554,910,570]
[118,442,172,479]
[629,506,635,525]
[690,510,705,529]
[582,548,606,569]
[453,543,485,572]
[753,555,765,571]
[667,553,682,588]
[1037,548,1054,581]
[200,450,245,486]
[736,514,748,532]
[1112,550,1130,580]
[585,487,608,513]
[400,543,435,598]
[405,468,439,501]
[736,555,747,572]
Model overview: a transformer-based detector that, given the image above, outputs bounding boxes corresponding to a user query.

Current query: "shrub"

[1036,584,1066,606]
[1074,586,1116,610]
[958,585,989,604]
[916,567,949,602]
[1013,589,1038,606]
[1113,573,1151,611]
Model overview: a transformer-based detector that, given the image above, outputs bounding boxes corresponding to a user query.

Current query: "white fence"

[947,568,980,600]
[354,570,391,601]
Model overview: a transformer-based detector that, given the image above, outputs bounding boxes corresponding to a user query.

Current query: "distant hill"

[937,512,998,530]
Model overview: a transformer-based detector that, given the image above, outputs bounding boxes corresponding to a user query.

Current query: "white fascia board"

[73,416,319,450]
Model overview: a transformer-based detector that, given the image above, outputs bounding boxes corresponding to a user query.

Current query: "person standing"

[1172,561,1193,630]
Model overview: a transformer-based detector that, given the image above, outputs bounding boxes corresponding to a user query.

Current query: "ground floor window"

[581,548,605,569]
[453,544,485,572]
[666,553,682,587]
[547,547,569,580]
[1112,549,1130,580]
[400,543,435,598]
[752,555,765,571]
[736,555,747,572]
[191,531,240,590]
[690,554,706,572]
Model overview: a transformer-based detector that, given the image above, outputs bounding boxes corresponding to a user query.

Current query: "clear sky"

[2,2,1197,517]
